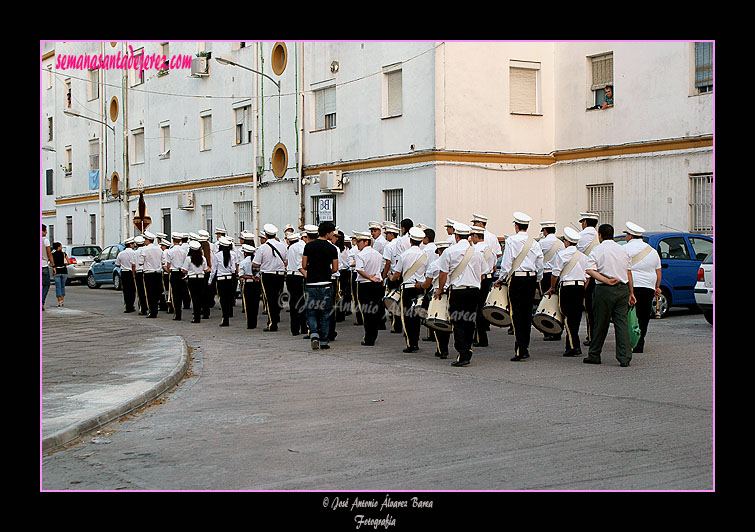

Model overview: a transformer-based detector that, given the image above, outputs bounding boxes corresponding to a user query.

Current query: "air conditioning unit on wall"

[319,170,344,192]
[178,191,195,210]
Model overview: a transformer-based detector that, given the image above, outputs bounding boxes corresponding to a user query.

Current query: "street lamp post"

[215,52,281,241]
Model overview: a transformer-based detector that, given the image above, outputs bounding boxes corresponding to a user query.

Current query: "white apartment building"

[41,41,713,247]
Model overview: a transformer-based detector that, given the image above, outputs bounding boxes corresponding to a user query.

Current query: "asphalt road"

[41,283,714,495]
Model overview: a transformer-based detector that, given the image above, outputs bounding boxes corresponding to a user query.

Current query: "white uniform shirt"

[330,241,341,278]
[167,244,188,271]
[383,239,397,274]
[210,249,237,282]
[347,245,358,270]
[238,255,256,278]
[253,239,287,272]
[624,238,662,289]
[355,246,383,282]
[577,226,598,253]
[586,239,631,285]
[474,240,495,275]
[286,240,305,274]
[338,247,350,271]
[446,233,456,244]
[115,247,137,271]
[552,246,588,283]
[182,254,208,276]
[500,231,544,281]
[142,243,164,272]
[395,245,428,285]
[425,255,448,290]
[373,234,387,254]
[437,239,482,289]
[484,229,502,258]
[136,247,146,272]
[539,233,563,273]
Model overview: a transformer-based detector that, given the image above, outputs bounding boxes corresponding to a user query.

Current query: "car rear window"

[71,246,101,257]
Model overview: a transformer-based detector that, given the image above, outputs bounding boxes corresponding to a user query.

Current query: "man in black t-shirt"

[301,221,339,350]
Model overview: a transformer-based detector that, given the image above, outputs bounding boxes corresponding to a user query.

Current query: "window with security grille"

[586,183,614,227]
[90,214,97,245]
[590,52,613,107]
[89,139,99,171]
[162,208,171,237]
[695,42,713,94]
[66,216,73,245]
[235,201,253,239]
[201,205,213,236]
[383,189,403,225]
[689,173,713,235]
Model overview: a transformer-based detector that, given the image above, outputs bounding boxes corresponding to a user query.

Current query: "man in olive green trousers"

[583,224,636,367]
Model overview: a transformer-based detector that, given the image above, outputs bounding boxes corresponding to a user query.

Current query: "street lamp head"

[215,56,235,66]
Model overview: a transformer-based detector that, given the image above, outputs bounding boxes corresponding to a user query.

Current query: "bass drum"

[425,293,452,332]
[532,293,564,335]
[411,293,428,319]
[481,283,511,327]
[383,288,401,315]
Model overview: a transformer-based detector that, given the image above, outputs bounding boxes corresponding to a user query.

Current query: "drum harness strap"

[630,243,653,266]
[543,240,563,266]
[434,245,474,290]
[507,237,535,283]
[559,249,585,286]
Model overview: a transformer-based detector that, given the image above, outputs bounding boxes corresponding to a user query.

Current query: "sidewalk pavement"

[41,306,189,454]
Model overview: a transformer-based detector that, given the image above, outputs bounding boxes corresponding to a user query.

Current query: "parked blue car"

[615,232,713,317]
[87,243,126,290]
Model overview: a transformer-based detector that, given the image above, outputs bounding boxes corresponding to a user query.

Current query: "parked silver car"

[61,245,102,284]
[694,253,713,324]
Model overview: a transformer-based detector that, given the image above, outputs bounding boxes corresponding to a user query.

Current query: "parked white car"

[62,245,102,284]
[694,253,713,324]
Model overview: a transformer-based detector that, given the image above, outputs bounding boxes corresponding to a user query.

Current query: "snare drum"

[532,293,564,335]
[481,283,512,327]
[383,288,401,314]
[411,293,428,319]
[425,293,452,332]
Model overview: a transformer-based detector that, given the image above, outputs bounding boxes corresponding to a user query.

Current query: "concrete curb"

[42,337,190,454]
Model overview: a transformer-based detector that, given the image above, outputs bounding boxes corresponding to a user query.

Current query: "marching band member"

[421,241,452,358]
[209,236,237,327]
[381,222,401,333]
[159,237,171,312]
[369,222,387,255]
[197,231,214,319]
[354,231,384,346]
[470,226,494,348]
[495,212,543,362]
[134,235,148,315]
[238,243,261,329]
[254,224,288,332]
[166,233,188,321]
[622,221,662,354]
[141,232,164,319]
[285,230,306,336]
[434,222,482,367]
[545,227,587,357]
[182,240,210,323]
[389,226,428,353]
[538,221,564,341]
[115,237,137,313]
[577,212,600,346]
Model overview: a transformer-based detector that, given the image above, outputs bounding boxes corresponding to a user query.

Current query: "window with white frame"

[234,104,252,145]
[200,111,212,151]
[235,201,253,239]
[590,52,613,108]
[131,128,144,164]
[313,85,336,131]
[88,138,99,171]
[586,183,614,227]
[87,69,99,101]
[90,214,97,245]
[159,122,170,159]
[509,60,540,115]
[689,173,713,234]
[65,79,71,109]
[64,146,72,176]
[47,117,53,142]
[46,64,53,89]
[201,204,213,235]
[129,48,144,87]
[694,42,713,94]
[162,208,172,236]
[382,64,402,118]
[160,42,170,73]
[66,216,73,245]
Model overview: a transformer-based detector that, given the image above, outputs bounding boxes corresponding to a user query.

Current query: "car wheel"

[652,289,670,319]
[703,309,713,325]
[113,272,122,291]
[87,272,100,289]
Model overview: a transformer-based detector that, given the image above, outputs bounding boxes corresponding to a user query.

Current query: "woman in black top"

[51,242,69,307]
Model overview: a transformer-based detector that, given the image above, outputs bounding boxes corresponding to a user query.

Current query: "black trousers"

[584,279,595,342]
[135,271,148,314]
[144,271,163,317]
[509,274,537,357]
[475,276,494,345]
[357,281,383,345]
[169,270,186,319]
[242,279,262,329]
[121,270,136,312]
[187,277,206,322]
[634,286,655,349]
[433,329,451,356]
[352,273,363,325]
[559,283,585,353]
[161,272,170,311]
[202,272,213,318]
[286,275,306,334]
[448,287,480,363]
[216,277,235,322]
[385,278,400,332]
[400,286,421,349]
[338,269,353,320]
[261,273,285,328]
